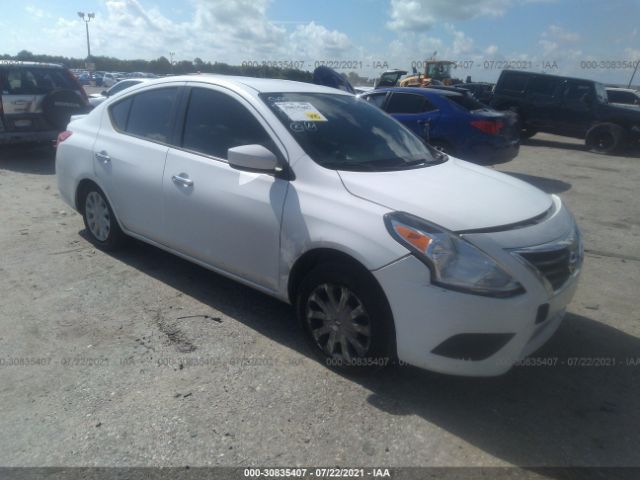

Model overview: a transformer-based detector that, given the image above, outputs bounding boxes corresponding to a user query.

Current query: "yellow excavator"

[399,60,461,87]
[375,59,463,88]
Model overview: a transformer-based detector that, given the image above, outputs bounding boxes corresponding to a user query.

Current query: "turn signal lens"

[393,224,432,253]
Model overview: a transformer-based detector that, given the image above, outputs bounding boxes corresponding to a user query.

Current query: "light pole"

[77,12,95,59]
[169,51,175,71]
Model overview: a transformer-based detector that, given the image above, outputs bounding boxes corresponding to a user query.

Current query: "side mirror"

[101,90,108,96]
[227,144,279,172]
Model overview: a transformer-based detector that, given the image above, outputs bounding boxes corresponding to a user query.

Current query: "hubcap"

[305,284,372,362]
[85,191,111,242]
[595,132,613,150]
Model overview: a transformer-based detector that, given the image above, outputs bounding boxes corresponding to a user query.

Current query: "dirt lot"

[0,134,639,471]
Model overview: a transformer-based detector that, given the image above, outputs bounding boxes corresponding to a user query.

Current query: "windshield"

[260,92,441,171]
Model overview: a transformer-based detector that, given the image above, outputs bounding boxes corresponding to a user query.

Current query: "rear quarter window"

[109,97,133,131]
[446,93,485,111]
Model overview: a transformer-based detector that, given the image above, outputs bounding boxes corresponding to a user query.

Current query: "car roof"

[606,87,638,93]
[142,74,351,95]
[370,86,464,97]
[500,69,604,86]
[0,60,64,69]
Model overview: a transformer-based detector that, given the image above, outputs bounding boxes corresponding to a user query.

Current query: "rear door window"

[3,68,75,95]
[527,77,558,97]
[123,87,178,143]
[385,93,435,114]
[500,73,528,93]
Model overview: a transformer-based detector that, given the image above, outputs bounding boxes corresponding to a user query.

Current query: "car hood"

[338,158,553,232]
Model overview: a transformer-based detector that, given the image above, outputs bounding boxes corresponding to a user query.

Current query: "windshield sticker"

[275,102,328,122]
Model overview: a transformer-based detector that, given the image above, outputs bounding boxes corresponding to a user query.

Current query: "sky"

[3,0,640,84]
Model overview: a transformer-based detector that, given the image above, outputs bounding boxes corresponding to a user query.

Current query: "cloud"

[387,0,512,31]
[289,22,352,58]
[25,5,46,18]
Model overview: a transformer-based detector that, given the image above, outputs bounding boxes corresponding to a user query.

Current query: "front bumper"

[373,200,581,376]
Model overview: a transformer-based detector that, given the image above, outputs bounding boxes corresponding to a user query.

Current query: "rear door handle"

[172,174,194,187]
[95,151,111,163]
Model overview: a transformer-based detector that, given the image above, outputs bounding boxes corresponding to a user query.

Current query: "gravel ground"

[0,133,638,471]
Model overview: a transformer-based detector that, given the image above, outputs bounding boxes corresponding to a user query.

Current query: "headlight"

[384,212,524,297]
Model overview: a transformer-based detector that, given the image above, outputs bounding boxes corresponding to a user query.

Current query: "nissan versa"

[55,76,583,376]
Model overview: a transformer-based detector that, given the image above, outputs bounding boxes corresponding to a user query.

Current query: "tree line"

[2,50,376,85]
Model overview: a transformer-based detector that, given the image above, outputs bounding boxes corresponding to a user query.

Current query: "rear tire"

[80,185,126,251]
[296,263,395,372]
[585,123,626,154]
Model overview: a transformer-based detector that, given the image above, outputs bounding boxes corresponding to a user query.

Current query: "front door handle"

[172,174,194,187]
[95,151,111,163]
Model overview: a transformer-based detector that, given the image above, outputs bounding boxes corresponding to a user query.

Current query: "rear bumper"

[467,140,520,164]
[0,130,58,145]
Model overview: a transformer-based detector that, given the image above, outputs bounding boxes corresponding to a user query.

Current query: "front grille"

[519,248,573,290]
[514,227,583,292]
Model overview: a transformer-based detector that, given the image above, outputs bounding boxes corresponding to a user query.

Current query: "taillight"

[471,119,504,135]
[55,131,72,147]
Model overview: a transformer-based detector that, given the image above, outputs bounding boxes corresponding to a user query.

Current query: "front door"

[162,86,288,291]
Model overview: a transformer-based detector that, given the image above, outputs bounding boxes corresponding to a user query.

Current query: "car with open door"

[56,75,582,377]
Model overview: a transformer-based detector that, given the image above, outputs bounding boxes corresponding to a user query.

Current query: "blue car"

[360,87,520,164]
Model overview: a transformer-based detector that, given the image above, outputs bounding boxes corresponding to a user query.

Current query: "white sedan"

[56,75,582,376]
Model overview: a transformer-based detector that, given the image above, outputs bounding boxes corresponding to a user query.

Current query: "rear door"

[93,85,180,241]
[523,75,562,132]
[557,80,597,137]
[383,92,439,140]
[162,85,288,291]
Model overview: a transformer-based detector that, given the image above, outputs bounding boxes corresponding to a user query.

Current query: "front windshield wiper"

[323,157,440,171]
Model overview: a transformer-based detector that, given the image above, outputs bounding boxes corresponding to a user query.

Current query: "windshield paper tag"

[275,102,327,122]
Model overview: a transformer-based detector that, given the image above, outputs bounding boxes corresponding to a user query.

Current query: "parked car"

[88,78,150,107]
[101,73,120,88]
[0,61,90,144]
[606,87,640,107]
[77,72,91,86]
[56,75,582,377]
[360,86,519,163]
[491,70,640,153]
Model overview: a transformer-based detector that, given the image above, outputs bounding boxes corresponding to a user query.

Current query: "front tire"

[296,263,395,371]
[81,185,126,251]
